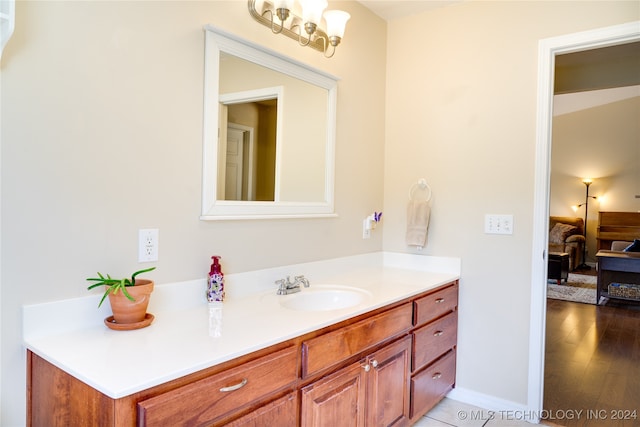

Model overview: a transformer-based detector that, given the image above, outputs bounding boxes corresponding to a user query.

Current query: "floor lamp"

[575,178,597,270]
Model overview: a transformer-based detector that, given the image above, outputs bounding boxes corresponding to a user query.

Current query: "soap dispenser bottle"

[207,256,225,303]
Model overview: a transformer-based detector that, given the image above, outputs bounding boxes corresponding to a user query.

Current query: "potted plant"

[87,267,156,327]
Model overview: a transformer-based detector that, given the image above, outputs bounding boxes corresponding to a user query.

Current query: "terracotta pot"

[107,279,154,324]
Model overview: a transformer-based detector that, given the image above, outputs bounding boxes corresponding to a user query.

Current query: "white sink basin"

[279,285,372,311]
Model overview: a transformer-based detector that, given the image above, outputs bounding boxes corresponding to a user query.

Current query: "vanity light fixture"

[248,0,350,58]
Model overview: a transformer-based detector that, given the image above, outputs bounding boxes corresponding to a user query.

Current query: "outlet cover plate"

[138,229,159,262]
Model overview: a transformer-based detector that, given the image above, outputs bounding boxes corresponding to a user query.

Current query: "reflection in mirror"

[219,94,278,202]
[202,25,339,220]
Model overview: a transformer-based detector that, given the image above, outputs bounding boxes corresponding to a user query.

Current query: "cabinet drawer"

[226,392,298,427]
[137,346,298,426]
[410,350,456,420]
[412,311,457,372]
[302,303,413,378]
[414,283,458,326]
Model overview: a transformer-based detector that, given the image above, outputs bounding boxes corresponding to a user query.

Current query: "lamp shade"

[300,0,328,25]
[274,0,294,9]
[323,10,350,38]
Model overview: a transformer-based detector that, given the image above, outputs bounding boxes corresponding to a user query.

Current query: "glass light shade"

[323,10,350,38]
[582,178,593,184]
[274,0,294,10]
[300,0,328,25]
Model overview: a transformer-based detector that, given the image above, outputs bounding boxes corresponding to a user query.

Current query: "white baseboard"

[447,387,539,424]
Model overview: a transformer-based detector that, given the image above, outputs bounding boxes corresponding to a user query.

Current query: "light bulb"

[300,0,328,25]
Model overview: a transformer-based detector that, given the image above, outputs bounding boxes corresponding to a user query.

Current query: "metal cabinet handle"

[433,330,444,337]
[219,378,248,392]
[362,363,371,372]
[435,298,445,304]
[370,359,378,368]
[432,373,442,380]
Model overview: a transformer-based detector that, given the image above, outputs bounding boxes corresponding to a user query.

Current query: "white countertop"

[23,252,460,399]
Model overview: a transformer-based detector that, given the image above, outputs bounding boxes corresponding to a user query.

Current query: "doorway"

[528,21,640,420]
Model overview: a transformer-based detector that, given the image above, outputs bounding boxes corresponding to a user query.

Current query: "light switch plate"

[485,214,514,235]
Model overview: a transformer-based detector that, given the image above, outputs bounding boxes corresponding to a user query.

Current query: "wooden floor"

[544,298,640,427]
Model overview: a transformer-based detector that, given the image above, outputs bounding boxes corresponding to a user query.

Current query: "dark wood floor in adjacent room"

[544,298,640,427]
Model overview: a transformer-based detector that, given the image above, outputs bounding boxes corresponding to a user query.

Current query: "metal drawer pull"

[433,330,444,337]
[432,373,442,380]
[362,363,371,372]
[435,298,445,304]
[220,378,248,392]
[371,359,379,368]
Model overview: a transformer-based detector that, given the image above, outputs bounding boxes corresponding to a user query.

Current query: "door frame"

[528,21,640,420]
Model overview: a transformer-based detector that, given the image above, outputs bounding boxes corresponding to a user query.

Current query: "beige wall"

[0,1,386,424]
[551,96,640,261]
[383,0,637,407]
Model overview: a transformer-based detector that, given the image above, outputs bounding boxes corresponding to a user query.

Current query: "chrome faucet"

[276,275,310,295]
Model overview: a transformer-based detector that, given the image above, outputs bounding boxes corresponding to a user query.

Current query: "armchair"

[549,216,585,271]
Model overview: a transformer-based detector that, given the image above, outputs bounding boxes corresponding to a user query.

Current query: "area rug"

[547,273,597,305]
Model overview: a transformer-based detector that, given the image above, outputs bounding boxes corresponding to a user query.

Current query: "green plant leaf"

[98,283,120,308]
[87,267,155,307]
[130,266,156,285]
[121,282,136,302]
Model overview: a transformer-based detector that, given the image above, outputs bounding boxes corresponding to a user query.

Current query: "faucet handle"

[295,275,310,287]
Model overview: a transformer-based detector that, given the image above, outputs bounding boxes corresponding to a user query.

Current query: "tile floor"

[416,398,549,427]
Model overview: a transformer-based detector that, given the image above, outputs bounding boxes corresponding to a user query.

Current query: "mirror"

[202,25,338,220]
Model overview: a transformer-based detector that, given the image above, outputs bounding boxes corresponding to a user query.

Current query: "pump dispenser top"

[207,256,225,303]
[210,256,221,275]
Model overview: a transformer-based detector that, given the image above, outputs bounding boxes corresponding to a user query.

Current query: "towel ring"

[409,178,432,202]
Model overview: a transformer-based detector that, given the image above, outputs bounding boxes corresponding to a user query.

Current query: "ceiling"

[357,0,462,21]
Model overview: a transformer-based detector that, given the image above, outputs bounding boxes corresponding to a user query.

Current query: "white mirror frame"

[201,25,338,220]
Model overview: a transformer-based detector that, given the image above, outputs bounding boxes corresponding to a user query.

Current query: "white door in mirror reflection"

[225,126,247,201]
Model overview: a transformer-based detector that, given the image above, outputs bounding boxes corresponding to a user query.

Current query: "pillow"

[549,223,578,244]
[623,239,640,253]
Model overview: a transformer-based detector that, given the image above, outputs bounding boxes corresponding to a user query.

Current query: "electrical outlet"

[138,229,159,262]
[362,219,371,239]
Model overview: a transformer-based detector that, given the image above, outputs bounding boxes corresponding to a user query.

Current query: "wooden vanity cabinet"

[409,282,458,421]
[27,344,299,427]
[301,335,412,427]
[137,346,298,426]
[301,303,413,378]
[27,281,458,427]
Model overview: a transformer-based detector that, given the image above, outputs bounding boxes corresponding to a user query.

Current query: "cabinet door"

[225,392,297,427]
[301,362,367,427]
[366,336,411,427]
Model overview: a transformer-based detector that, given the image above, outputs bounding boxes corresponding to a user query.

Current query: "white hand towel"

[406,200,430,248]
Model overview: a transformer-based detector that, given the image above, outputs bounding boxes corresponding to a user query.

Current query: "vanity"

[24,252,460,426]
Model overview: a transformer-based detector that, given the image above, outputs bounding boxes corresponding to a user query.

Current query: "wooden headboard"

[597,211,640,251]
